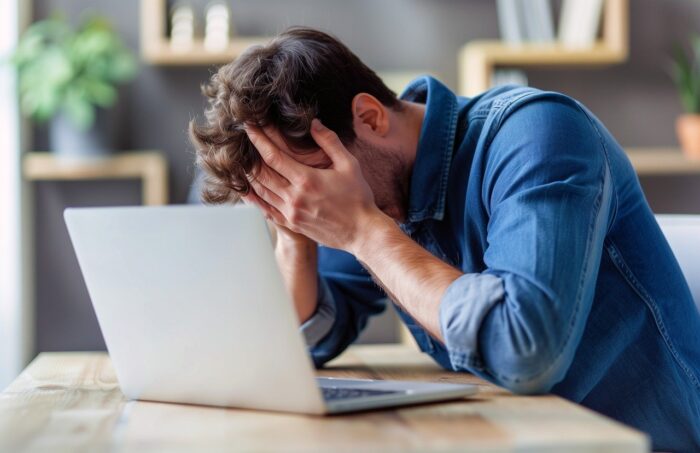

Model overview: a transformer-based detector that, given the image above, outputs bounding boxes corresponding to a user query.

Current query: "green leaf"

[9,14,137,122]
[81,78,117,107]
[107,52,137,81]
[11,33,44,66]
[671,40,700,113]
[70,28,114,64]
[62,87,95,130]
[20,81,63,122]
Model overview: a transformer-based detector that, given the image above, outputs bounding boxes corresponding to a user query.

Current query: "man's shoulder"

[465,85,580,121]
[465,86,594,161]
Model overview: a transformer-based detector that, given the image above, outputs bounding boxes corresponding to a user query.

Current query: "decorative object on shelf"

[525,0,555,43]
[496,0,526,44]
[460,0,628,96]
[11,15,137,157]
[671,35,700,159]
[494,0,554,90]
[204,1,231,53]
[496,0,554,45]
[170,2,195,52]
[559,0,605,48]
[141,0,269,66]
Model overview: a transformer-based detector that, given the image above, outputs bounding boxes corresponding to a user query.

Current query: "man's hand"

[244,119,390,255]
[245,119,462,343]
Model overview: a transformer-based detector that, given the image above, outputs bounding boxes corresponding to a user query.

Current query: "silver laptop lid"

[65,205,325,414]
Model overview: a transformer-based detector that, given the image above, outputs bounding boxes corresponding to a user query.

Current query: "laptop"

[64,205,476,414]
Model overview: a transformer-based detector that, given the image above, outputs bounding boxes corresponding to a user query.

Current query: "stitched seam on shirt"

[468,105,611,385]
[496,164,605,384]
[408,94,459,221]
[572,102,620,230]
[498,172,604,385]
[482,90,542,152]
[406,79,458,222]
[434,97,459,219]
[478,91,545,216]
[605,240,700,390]
[442,89,609,382]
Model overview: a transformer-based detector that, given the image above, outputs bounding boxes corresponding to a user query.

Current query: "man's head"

[190,27,418,220]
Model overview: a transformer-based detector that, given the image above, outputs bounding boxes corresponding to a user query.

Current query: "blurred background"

[2,0,700,388]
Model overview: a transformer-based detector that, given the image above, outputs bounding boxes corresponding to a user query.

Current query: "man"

[190,27,700,451]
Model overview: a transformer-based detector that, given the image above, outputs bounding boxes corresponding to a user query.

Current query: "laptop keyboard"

[321,387,401,401]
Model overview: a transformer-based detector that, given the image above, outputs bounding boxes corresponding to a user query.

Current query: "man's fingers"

[249,178,285,209]
[262,126,292,155]
[309,118,351,166]
[255,163,290,194]
[245,124,305,181]
[243,188,289,226]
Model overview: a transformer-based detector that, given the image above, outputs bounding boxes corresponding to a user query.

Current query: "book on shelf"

[497,0,555,44]
[523,0,555,43]
[559,0,605,48]
[496,0,526,44]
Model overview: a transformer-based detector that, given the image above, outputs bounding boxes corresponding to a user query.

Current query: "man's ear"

[352,93,390,137]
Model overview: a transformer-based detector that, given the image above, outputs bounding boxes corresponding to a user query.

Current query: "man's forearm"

[274,233,318,323]
[351,213,463,343]
[243,123,462,337]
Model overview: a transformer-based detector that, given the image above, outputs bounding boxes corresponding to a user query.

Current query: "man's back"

[309,78,700,451]
[543,92,700,448]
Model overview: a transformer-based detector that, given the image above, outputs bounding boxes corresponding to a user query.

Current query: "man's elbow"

[483,345,566,395]
[448,341,565,395]
[497,370,559,395]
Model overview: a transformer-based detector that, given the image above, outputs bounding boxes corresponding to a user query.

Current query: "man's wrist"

[275,225,315,249]
[275,232,316,262]
[349,209,399,261]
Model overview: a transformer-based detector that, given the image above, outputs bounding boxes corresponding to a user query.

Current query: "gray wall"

[32,0,700,353]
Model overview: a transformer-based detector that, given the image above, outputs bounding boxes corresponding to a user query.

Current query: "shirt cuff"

[300,276,337,347]
[439,273,505,371]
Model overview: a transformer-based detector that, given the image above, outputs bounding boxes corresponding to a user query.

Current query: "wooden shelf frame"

[459,0,629,96]
[625,148,700,176]
[23,151,169,206]
[140,0,271,66]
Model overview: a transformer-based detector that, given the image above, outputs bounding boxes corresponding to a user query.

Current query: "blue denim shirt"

[302,76,700,452]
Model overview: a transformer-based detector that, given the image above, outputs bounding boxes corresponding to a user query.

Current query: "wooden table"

[0,345,648,452]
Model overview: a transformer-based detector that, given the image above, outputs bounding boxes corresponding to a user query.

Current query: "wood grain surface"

[0,345,649,453]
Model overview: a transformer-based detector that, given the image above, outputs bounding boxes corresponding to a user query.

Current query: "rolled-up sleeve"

[305,246,387,368]
[439,97,614,394]
[439,273,505,367]
[300,276,337,346]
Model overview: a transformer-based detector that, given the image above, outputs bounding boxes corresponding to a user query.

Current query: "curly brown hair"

[189,27,400,204]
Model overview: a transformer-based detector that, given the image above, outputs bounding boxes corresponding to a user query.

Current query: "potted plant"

[671,35,700,159]
[11,15,136,157]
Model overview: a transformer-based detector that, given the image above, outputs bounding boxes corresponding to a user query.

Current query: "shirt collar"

[400,76,459,224]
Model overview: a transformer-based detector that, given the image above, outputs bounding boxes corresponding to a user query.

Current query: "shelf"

[626,148,700,176]
[140,0,271,66]
[461,41,626,67]
[23,151,169,205]
[459,0,629,96]
[142,37,270,66]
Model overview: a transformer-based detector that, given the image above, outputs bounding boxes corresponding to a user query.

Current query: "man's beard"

[354,138,412,222]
